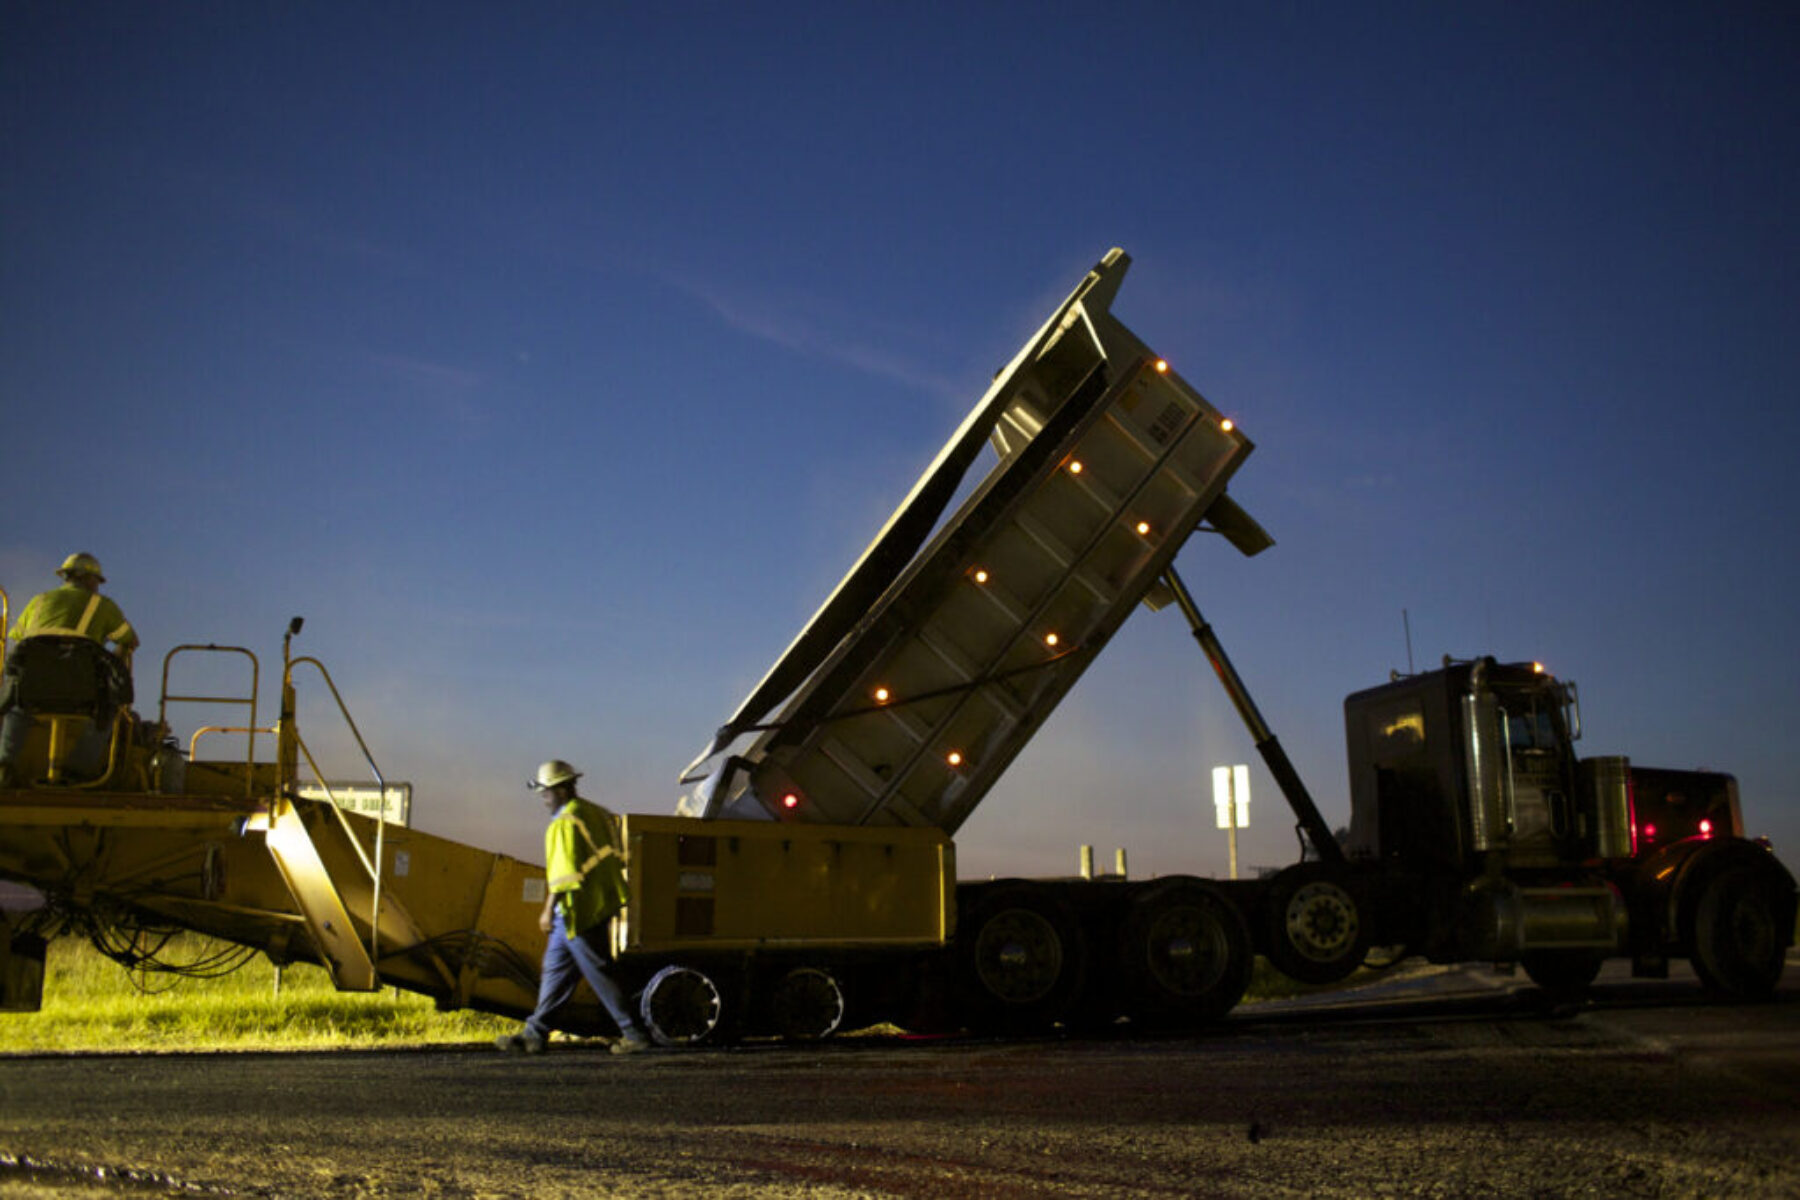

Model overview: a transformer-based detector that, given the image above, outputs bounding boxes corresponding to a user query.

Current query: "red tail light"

[1626,776,1639,857]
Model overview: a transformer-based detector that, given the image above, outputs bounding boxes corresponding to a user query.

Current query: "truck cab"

[1344,658,1627,872]
[1341,657,1793,996]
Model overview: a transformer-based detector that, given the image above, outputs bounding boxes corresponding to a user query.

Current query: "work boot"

[494,1030,547,1054]
[610,1031,652,1056]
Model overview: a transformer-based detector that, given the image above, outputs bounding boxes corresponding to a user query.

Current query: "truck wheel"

[1265,863,1371,986]
[1119,880,1251,1027]
[766,967,845,1040]
[639,964,724,1046]
[1520,950,1605,996]
[1691,866,1788,1001]
[959,884,1087,1033]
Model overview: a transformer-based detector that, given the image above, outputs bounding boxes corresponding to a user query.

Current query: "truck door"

[1490,681,1581,867]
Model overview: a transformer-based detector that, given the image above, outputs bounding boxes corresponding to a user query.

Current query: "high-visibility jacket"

[10,586,138,652]
[545,797,629,939]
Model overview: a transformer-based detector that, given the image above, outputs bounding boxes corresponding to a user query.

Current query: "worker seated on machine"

[0,553,138,789]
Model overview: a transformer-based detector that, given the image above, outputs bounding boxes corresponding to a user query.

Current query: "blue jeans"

[524,908,642,1041]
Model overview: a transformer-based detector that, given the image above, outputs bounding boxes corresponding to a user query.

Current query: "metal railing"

[159,645,260,797]
[284,652,392,980]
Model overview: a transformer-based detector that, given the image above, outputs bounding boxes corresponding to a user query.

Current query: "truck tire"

[639,963,724,1046]
[1265,863,1371,986]
[1118,880,1251,1027]
[1690,865,1788,1001]
[958,883,1087,1034]
[764,966,846,1041]
[1520,950,1605,996]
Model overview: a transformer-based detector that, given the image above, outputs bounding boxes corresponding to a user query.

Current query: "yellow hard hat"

[57,552,105,583]
[531,759,582,790]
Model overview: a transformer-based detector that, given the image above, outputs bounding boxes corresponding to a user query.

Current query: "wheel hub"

[975,909,1061,1004]
[1286,881,1359,962]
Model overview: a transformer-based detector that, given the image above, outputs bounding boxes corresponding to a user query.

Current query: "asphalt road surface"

[3,960,1797,1198]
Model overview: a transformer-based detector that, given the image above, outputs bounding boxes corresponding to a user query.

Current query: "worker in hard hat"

[0,553,139,788]
[495,759,653,1055]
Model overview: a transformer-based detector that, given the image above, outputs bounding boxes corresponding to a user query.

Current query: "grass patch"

[1,933,513,1054]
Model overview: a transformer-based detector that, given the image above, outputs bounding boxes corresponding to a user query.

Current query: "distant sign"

[1212,764,1249,830]
[296,782,412,827]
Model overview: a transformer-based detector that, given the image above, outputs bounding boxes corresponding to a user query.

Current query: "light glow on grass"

[0,934,513,1053]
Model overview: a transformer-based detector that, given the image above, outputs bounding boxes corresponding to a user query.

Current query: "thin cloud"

[668,275,966,402]
[150,160,430,277]
[362,352,488,426]
[366,352,486,394]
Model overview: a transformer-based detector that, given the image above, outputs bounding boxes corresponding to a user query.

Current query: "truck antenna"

[1402,608,1415,675]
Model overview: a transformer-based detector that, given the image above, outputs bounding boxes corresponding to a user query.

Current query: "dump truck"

[2,250,1792,1046]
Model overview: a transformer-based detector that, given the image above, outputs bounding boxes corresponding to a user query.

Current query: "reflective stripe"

[17,621,133,644]
[568,812,621,879]
[577,844,620,874]
[547,871,583,890]
[73,594,103,638]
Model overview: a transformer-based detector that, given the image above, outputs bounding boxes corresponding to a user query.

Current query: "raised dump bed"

[683,248,1265,833]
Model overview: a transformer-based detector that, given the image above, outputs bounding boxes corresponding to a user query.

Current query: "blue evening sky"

[4,3,1796,874]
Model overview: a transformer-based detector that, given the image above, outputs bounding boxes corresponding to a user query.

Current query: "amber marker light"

[1135,520,1151,536]
[946,751,964,767]
[1068,460,1084,474]
[972,568,989,584]
[1044,632,1060,647]
[873,686,891,703]
[1220,418,1235,432]
[1154,359,1169,373]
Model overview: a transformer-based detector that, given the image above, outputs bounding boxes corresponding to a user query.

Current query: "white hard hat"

[58,552,106,583]
[531,759,582,790]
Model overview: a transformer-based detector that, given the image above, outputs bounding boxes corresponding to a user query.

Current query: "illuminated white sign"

[295,782,412,827]
[1212,764,1249,830]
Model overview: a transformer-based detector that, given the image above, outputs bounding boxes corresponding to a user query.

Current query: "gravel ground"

[2,967,1797,1198]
